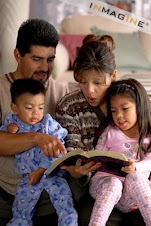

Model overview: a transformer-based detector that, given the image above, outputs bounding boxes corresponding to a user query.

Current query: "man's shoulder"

[0,73,8,81]
[48,77,68,91]
[0,73,11,90]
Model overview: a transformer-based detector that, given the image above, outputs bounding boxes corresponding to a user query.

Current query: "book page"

[87,150,128,161]
[47,149,128,176]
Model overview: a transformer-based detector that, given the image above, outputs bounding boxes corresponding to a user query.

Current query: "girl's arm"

[95,127,109,150]
[135,152,151,173]
[134,136,151,173]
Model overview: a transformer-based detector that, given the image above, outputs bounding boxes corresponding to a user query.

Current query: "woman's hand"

[60,159,102,178]
[121,159,136,174]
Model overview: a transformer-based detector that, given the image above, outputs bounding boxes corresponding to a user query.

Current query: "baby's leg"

[117,172,151,226]
[7,176,42,226]
[89,175,123,226]
[46,175,78,226]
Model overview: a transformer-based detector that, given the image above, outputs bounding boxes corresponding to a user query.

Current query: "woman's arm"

[56,103,87,151]
[0,131,66,157]
[56,96,101,178]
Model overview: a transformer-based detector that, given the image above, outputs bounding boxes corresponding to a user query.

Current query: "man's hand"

[35,133,66,157]
[26,168,46,185]
[60,159,102,178]
[121,159,136,174]
[0,131,66,156]
[7,123,19,133]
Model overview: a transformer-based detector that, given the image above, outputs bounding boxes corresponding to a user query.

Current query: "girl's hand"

[60,159,102,178]
[121,159,136,174]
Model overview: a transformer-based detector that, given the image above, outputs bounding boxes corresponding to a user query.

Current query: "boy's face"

[14,45,55,83]
[11,93,45,125]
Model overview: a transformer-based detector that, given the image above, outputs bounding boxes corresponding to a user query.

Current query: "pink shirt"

[95,125,151,180]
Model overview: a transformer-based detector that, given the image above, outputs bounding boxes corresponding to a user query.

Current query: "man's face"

[15,45,55,83]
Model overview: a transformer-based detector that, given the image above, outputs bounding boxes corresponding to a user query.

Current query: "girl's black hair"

[107,78,151,155]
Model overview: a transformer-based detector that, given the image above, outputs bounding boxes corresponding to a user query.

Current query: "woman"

[56,34,145,226]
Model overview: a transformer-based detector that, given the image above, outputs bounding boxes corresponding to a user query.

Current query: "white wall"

[0,0,30,74]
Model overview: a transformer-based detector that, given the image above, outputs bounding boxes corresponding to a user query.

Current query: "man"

[0,18,68,226]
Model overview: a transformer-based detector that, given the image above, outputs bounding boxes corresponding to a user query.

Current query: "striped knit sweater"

[56,89,108,152]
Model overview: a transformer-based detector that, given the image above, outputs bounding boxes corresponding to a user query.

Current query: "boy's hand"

[7,123,19,133]
[26,167,46,185]
[121,159,136,174]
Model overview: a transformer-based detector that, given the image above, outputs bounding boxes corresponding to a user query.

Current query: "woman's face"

[79,69,116,107]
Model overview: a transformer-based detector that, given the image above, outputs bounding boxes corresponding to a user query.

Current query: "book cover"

[47,149,129,177]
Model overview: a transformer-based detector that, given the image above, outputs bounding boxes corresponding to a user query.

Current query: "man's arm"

[0,131,66,157]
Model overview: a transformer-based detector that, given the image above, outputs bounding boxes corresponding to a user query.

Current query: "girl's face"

[11,93,45,125]
[79,69,116,107]
[110,95,138,137]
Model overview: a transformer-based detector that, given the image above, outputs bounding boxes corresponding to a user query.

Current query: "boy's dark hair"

[107,78,151,154]
[16,19,59,56]
[11,79,46,103]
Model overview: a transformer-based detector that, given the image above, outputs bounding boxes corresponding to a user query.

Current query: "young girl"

[89,78,151,226]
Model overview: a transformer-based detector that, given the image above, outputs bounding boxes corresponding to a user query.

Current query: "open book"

[47,149,129,177]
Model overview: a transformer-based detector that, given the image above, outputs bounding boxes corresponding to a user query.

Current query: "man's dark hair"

[11,79,46,103]
[16,19,59,56]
